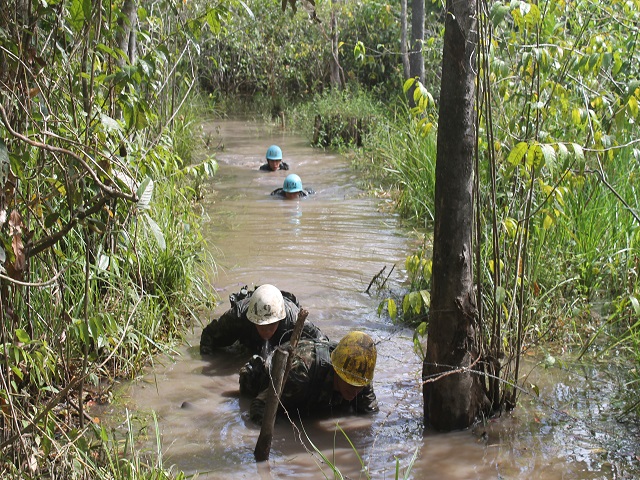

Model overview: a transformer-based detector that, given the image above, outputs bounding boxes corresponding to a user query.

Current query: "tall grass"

[286,86,390,148]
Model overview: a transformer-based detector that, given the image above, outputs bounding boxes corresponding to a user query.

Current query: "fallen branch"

[254,308,309,462]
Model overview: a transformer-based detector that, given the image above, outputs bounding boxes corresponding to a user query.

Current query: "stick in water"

[254,308,309,461]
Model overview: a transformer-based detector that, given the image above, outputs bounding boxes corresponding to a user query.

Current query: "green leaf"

[403,78,416,94]
[409,291,421,314]
[89,316,104,342]
[496,286,506,306]
[628,96,639,118]
[490,3,511,27]
[100,114,121,133]
[503,217,517,238]
[136,176,153,210]
[526,143,539,168]
[69,0,90,32]
[571,143,585,169]
[630,295,640,316]
[419,290,431,308]
[97,254,109,272]
[540,143,556,173]
[387,298,397,320]
[557,143,569,169]
[354,41,366,62]
[571,108,582,126]
[402,293,410,315]
[143,213,166,250]
[206,9,221,34]
[529,382,540,396]
[11,365,24,381]
[15,328,31,343]
[507,141,528,166]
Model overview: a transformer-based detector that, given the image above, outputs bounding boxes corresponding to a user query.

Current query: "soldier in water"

[199,284,327,357]
[259,145,290,171]
[271,173,315,199]
[240,331,379,424]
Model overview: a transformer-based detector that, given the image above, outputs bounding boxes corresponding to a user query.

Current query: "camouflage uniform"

[199,288,327,355]
[270,187,315,198]
[245,339,379,424]
[259,161,290,171]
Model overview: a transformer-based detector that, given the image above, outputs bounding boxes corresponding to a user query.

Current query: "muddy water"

[117,119,639,479]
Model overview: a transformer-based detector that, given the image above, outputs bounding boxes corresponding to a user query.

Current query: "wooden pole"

[254,308,309,462]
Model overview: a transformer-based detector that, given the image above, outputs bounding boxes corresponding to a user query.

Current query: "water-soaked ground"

[107,118,639,479]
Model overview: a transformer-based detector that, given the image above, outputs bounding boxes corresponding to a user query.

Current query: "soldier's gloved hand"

[239,355,267,397]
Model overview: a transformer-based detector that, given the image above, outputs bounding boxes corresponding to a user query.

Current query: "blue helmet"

[282,174,303,193]
[266,145,282,161]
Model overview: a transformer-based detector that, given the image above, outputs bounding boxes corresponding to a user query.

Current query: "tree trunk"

[116,0,138,67]
[407,0,425,107]
[329,8,343,89]
[401,0,410,79]
[422,0,490,431]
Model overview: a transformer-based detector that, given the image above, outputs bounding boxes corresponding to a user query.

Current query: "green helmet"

[282,174,303,193]
[266,145,282,161]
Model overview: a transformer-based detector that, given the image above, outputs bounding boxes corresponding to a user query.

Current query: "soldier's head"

[265,145,283,171]
[246,284,286,340]
[282,174,303,200]
[331,331,377,401]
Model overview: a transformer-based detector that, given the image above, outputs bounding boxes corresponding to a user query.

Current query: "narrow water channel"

[116,119,639,479]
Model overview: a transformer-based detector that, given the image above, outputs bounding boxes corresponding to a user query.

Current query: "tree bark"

[401,0,410,79]
[422,0,490,431]
[329,8,343,89]
[407,0,425,107]
[116,0,138,67]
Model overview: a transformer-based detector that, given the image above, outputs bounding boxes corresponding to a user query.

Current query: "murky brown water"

[112,119,639,479]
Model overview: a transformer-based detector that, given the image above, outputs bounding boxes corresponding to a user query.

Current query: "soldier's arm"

[248,361,307,424]
[300,321,329,342]
[199,308,245,354]
[353,385,379,414]
[249,389,268,424]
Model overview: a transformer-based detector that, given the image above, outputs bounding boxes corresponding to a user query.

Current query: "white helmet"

[246,284,286,325]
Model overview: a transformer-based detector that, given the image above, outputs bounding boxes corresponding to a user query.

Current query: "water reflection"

[109,119,639,479]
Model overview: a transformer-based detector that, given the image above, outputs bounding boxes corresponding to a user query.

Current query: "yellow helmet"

[330,331,377,387]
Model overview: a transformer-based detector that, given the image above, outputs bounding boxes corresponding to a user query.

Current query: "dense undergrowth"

[341,0,640,417]
[278,0,640,419]
[0,0,221,477]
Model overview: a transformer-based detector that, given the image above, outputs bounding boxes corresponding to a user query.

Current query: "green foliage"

[354,81,437,226]
[198,0,327,106]
[0,0,219,476]
[377,246,432,360]
[288,86,388,148]
[350,0,640,409]
[198,0,419,110]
